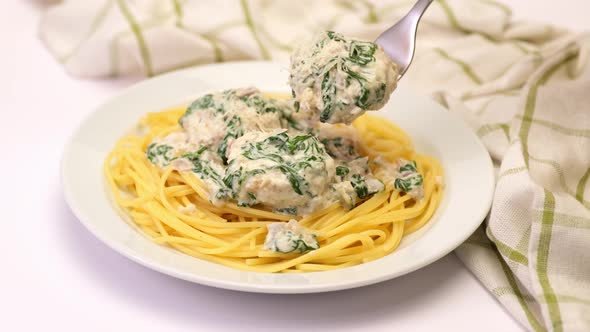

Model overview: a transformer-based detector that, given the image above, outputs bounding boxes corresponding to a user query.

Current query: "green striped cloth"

[41,1,590,330]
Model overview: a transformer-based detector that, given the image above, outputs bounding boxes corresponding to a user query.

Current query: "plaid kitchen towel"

[41,1,590,330]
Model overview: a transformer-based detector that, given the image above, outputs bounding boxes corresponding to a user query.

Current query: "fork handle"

[407,0,434,24]
[375,0,434,77]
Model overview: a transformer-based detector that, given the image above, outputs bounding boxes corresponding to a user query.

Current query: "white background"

[1,1,587,331]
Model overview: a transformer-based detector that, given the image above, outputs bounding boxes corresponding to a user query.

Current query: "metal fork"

[375,0,434,78]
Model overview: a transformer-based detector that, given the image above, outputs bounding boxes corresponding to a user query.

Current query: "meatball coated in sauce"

[225,130,336,215]
[289,31,399,125]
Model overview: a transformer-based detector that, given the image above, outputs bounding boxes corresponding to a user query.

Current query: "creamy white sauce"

[289,31,399,125]
[264,219,319,253]
[317,123,361,161]
[394,159,424,200]
[147,132,192,167]
[374,157,425,200]
[169,158,193,172]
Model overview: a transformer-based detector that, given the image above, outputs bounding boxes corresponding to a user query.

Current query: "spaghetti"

[105,104,443,273]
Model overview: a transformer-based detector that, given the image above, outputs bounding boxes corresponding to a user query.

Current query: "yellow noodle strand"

[105,109,444,273]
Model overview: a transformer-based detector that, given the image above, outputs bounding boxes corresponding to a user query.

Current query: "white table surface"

[1,1,587,331]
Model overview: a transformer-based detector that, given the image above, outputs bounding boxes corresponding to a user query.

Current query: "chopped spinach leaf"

[320,70,336,122]
[375,83,387,103]
[180,146,207,160]
[223,167,266,198]
[273,164,307,195]
[181,147,229,198]
[326,31,344,42]
[274,207,297,215]
[292,237,319,253]
[283,113,302,130]
[351,174,369,199]
[394,175,423,193]
[180,94,215,124]
[394,160,423,195]
[217,115,243,164]
[349,41,376,65]
[288,134,315,153]
[398,160,418,173]
[146,143,175,165]
[272,231,319,253]
[336,166,349,178]
[321,137,357,160]
[243,145,285,163]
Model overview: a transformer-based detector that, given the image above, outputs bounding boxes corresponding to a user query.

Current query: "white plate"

[62,62,494,294]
